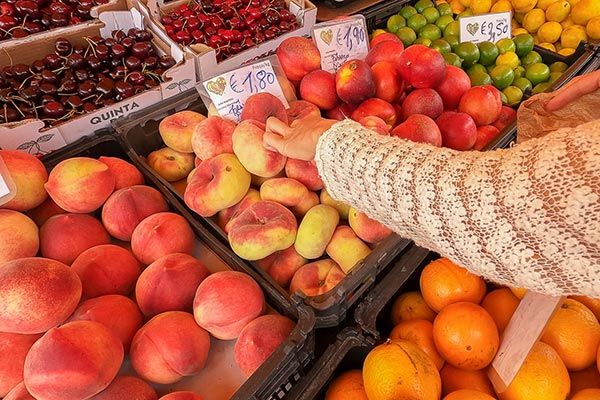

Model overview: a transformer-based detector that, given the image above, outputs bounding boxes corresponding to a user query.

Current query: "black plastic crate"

[40,131,316,400]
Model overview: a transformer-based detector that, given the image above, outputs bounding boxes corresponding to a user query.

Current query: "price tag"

[313,16,369,73]
[0,155,15,206]
[201,59,289,122]
[459,12,511,44]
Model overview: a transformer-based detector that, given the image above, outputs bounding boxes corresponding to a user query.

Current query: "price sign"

[313,16,369,73]
[202,59,288,122]
[459,12,511,44]
[0,155,15,206]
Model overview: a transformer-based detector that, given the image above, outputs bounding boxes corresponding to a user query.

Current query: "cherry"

[78,81,95,96]
[265,9,279,24]
[172,19,184,31]
[143,56,158,69]
[115,80,133,98]
[175,30,191,44]
[0,3,15,16]
[15,0,40,18]
[230,42,242,53]
[108,65,126,80]
[144,77,158,89]
[40,94,56,104]
[125,71,144,85]
[204,26,216,36]
[111,43,126,58]
[54,37,71,56]
[104,37,117,47]
[191,29,205,43]
[158,55,176,69]
[23,20,43,33]
[12,64,30,81]
[241,37,253,49]
[43,100,65,118]
[264,28,276,40]
[31,60,45,73]
[67,53,85,69]
[109,57,122,68]
[96,77,114,95]
[60,78,76,92]
[112,29,126,42]
[41,69,59,83]
[209,15,223,29]
[187,16,199,30]
[132,41,152,58]
[2,106,19,122]
[10,26,28,37]
[161,16,173,25]
[74,68,89,82]
[124,55,141,70]
[95,44,110,59]
[255,31,265,44]
[39,82,57,95]
[231,29,242,43]
[66,94,82,108]
[50,12,68,27]
[0,14,17,30]
[121,37,135,50]
[82,102,96,112]
[19,86,38,101]
[75,4,90,18]
[43,53,62,69]
[47,1,70,14]
[87,55,102,70]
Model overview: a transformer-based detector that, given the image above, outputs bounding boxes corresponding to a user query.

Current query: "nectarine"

[300,70,339,111]
[276,37,321,82]
[391,114,442,147]
[0,210,39,263]
[0,150,48,212]
[336,60,376,104]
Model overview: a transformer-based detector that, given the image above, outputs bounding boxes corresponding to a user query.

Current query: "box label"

[313,16,369,73]
[459,12,511,44]
[202,60,288,122]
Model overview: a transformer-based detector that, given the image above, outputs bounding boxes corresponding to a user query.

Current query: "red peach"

[285,159,323,191]
[300,70,339,111]
[0,150,48,212]
[0,333,42,397]
[335,60,376,104]
[159,392,204,400]
[4,382,35,400]
[289,259,346,297]
[474,125,500,150]
[90,376,157,400]
[136,253,210,317]
[0,210,39,263]
[40,214,110,264]
[276,37,321,82]
[24,321,123,400]
[234,314,295,377]
[458,85,503,126]
[348,208,392,243]
[72,244,141,299]
[351,98,398,128]
[436,111,478,150]
[398,45,447,89]
[492,106,517,131]
[220,189,262,233]
[232,120,287,178]
[147,147,195,183]
[286,100,321,122]
[159,110,206,154]
[325,103,356,121]
[257,246,307,287]
[26,197,66,227]
[131,212,195,265]
[365,40,405,66]
[402,88,444,120]
[435,65,471,110]
[371,61,405,103]
[193,271,265,340]
[359,116,390,135]
[191,116,237,160]
[98,156,144,190]
[370,32,402,47]
[241,93,288,124]
[260,177,309,207]
[391,114,442,146]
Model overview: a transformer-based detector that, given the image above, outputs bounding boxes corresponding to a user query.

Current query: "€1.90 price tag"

[313,16,369,73]
[459,12,511,44]
[202,60,289,122]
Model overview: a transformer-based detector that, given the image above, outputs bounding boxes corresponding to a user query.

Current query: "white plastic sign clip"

[0,155,16,206]
[312,16,369,73]
[459,12,511,44]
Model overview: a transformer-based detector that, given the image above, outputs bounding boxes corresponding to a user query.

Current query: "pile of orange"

[325,257,600,400]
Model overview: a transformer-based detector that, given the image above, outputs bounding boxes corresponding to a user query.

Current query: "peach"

[191,116,236,160]
[326,226,371,273]
[257,246,307,287]
[474,125,500,151]
[159,392,204,400]
[67,295,143,352]
[371,61,405,104]
[0,333,42,397]
[72,244,141,299]
[326,103,356,121]
[159,110,206,153]
[365,40,405,66]
[276,37,321,82]
[101,185,169,241]
[40,213,110,264]
[348,208,392,243]
[251,171,283,187]
[147,147,195,182]
[136,253,210,317]
[300,70,340,111]
[402,89,444,120]
[370,32,402,47]
[228,201,298,261]
[320,189,350,219]
[98,156,144,189]
[0,210,39,263]
[232,120,287,177]
[458,86,502,126]
[398,45,447,89]
[351,98,398,128]
[436,111,478,151]
[26,197,66,227]
[0,257,81,334]
[336,60,376,104]
[24,320,123,400]
[45,157,115,213]
[241,93,289,124]
[4,382,35,400]
[234,314,295,377]
[292,191,320,216]
[90,376,157,400]
[131,212,195,265]
[360,116,390,135]
[391,114,443,147]
[0,150,48,212]
[184,153,251,217]
[295,204,339,259]
[289,259,346,297]
[219,188,261,233]
[286,100,321,122]
[193,271,265,340]
[285,159,323,191]
[492,105,517,131]
[260,177,309,207]
[435,65,471,110]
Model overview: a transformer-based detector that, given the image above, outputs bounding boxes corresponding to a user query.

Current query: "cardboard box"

[134,0,317,80]
[0,8,196,154]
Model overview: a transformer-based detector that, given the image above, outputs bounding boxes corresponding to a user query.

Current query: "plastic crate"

[40,131,316,400]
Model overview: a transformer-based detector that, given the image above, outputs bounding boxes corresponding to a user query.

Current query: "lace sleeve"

[314,119,600,297]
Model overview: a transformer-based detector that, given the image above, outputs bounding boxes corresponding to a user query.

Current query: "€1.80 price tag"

[459,12,511,44]
[313,16,369,73]
[202,59,289,122]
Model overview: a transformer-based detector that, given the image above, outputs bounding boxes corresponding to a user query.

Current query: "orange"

[325,370,368,400]
[363,339,441,400]
[571,295,600,321]
[509,287,526,299]
[420,258,486,312]
[597,344,600,375]
[443,389,497,399]
[390,319,445,370]
[390,291,436,324]
[571,388,600,400]
[433,302,499,370]
[499,342,570,400]
[481,288,520,334]
[540,299,600,371]
[570,365,600,393]
[440,364,495,396]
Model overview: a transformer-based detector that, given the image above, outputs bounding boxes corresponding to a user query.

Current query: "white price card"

[202,59,289,122]
[0,155,15,206]
[312,16,369,73]
[459,12,511,44]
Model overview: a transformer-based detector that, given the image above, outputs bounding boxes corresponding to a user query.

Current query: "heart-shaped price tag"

[466,22,479,36]
[320,29,333,46]
[312,16,369,73]
[459,11,511,44]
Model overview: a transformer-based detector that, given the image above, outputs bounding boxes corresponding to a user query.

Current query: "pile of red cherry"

[0,28,176,126]
[0,0,109,40]
[160,0,300,61]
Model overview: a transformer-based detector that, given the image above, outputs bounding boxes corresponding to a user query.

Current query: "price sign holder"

[312,15,369,73]
[198,57,290,123]
[459,11,511,44]
[0,154,16,207]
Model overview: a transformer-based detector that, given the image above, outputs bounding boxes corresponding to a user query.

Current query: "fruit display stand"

[0,7,197,154]
[37,130,317,400]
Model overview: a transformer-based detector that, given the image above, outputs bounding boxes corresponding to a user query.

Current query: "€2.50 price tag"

[202,59,289,122]
[459,12,511,44]
[313,16,369,73]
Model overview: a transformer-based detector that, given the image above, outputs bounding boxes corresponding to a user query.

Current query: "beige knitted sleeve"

[314,119,600,297]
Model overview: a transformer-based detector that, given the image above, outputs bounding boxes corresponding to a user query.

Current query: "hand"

[263,115,337,161]
[546,70,600,112]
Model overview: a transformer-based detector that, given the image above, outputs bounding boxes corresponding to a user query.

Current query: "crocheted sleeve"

[314,119,600,297]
